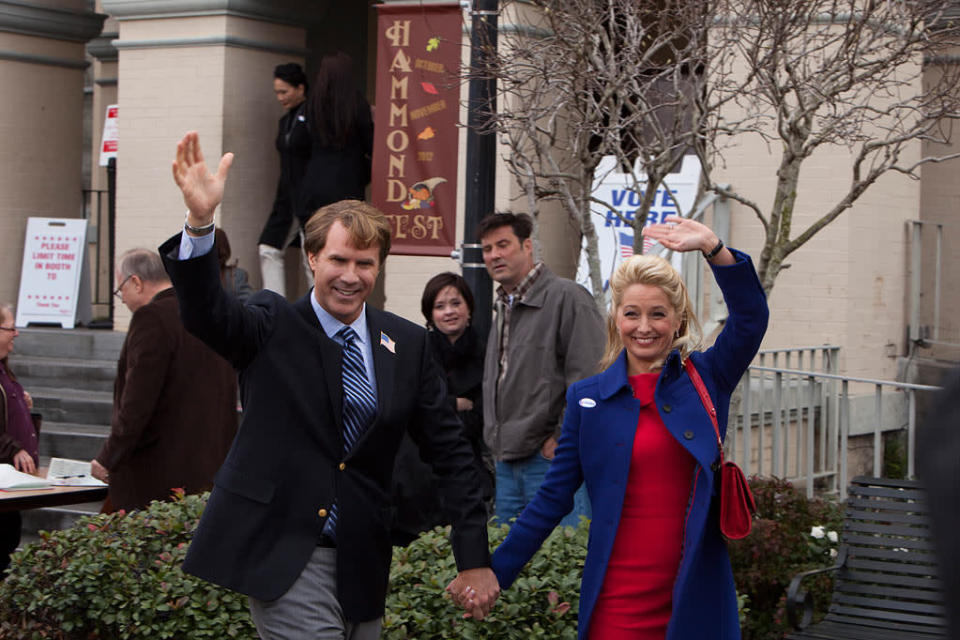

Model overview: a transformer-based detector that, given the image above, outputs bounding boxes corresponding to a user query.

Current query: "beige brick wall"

[222,44,306,292]
[917,52,960,357]
[715,116,917,380]
[111,14,305,329]
[0,31,86,310]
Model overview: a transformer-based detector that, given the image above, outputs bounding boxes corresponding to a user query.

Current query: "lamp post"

[461,0,498,338]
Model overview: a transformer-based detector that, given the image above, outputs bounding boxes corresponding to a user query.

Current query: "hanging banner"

[16,218,89,329]
[372,2,462,256]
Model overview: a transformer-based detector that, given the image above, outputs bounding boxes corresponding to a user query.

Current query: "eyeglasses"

[113,274,133,299]
[0,326,16,333]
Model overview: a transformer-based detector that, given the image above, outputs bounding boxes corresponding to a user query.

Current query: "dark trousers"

[0,511,22,574]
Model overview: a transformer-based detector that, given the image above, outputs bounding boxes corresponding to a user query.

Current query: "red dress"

[588,373,696,640]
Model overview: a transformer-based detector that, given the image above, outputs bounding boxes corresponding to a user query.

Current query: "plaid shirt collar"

[496,261,544,308]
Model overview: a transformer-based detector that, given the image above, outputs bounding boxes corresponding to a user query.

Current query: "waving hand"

[171,131,234,227]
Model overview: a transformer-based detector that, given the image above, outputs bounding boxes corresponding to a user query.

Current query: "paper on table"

[0,464,53,491]
[45,458,107,487]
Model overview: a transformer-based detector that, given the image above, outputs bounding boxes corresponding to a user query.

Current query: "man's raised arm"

[171,131,233,236]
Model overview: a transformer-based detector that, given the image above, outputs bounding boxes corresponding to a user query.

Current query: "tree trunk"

[758,153,803,294]
[631,171,667,255]
[580,206,605,310]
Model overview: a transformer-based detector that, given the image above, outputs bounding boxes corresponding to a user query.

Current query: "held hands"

[446,567,500,620]
[171,131,234,227]
[642,215,731,264]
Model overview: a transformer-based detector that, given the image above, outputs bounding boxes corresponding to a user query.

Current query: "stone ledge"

[113,33,307,56]
[102,0,329,27]
[0,1,106,43]
[0,49,88,68]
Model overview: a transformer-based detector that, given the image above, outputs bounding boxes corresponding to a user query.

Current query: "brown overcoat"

[96,288,237,511]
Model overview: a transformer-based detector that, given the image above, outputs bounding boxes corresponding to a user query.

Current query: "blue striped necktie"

[338,326,377,450]
[323,325,377,541]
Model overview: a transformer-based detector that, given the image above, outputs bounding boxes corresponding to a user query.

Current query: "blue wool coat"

[491,250,769,640]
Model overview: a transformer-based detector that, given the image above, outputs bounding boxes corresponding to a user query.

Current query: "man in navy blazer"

[160,132,498,639]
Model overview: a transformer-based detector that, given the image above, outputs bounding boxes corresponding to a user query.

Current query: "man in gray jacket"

[480,212,605,527]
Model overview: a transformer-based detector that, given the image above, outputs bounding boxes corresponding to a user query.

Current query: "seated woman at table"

[0,303,39,573]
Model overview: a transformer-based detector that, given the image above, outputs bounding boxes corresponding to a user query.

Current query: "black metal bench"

[785,476,947,640]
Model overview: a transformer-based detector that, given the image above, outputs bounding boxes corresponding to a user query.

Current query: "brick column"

[0,0,105,307]
[101,0,312,327]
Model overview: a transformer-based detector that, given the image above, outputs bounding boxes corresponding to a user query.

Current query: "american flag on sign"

[619,232,634,258]
[642,233,657,254]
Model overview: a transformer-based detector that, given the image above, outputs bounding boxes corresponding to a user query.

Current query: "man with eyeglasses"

[90,248,237,512]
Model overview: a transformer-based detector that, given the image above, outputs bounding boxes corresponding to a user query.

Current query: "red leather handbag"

[684,358,756,540]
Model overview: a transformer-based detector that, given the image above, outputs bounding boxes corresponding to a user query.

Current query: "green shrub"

[384,521,585,639]
[727,476,843,640]
[0,480,843,640]
[0,490,257,640]
[883,429,907,479]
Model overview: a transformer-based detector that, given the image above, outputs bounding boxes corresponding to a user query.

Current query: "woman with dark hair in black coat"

[390,273,494,545]
[297,52,374,227]
[258,62,310,297]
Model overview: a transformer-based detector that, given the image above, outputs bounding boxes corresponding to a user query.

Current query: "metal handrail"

[747,365,941,390]
[732,363,941,499]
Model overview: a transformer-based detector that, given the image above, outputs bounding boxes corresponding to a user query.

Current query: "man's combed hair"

[117,248,169,284]
[477,211,533,242]
[303,200,392,264]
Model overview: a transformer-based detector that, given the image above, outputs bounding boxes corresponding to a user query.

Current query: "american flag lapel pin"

[380,331,396,354]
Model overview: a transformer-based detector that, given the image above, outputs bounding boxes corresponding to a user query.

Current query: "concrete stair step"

[21,501,104,541]
[8,354,116,392]
[5,329,120,544]
[38,422,109,461]
[30,386,113,426]
[12,327,125,361]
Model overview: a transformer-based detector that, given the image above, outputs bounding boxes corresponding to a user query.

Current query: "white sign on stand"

[576,155,701,297]
[99,104,118,167]
[16,218,89,329]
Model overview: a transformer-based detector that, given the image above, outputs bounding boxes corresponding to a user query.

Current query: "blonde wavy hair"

[599,254,702,371]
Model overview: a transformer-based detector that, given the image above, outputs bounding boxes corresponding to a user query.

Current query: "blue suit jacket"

[491,249,768,640]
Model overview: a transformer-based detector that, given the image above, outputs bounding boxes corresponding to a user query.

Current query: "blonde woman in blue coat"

[465,216,768,638]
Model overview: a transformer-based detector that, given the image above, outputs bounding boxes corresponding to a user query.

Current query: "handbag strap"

[683,357,724,464]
